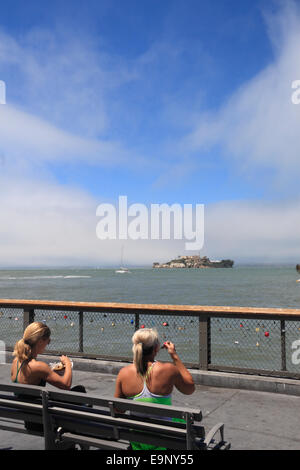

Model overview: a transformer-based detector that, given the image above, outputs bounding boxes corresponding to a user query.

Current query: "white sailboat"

[115,246,130,273]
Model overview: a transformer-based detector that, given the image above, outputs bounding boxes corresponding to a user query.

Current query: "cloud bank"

[182,1,300,192]
[1,2,300,266]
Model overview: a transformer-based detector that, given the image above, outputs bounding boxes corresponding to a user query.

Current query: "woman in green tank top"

[114,328,195,450]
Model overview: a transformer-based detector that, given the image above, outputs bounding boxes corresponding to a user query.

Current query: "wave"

[63,276,91,279]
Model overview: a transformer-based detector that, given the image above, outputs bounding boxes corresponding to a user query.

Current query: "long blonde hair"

[132,328,160,378]
[13,322,51,362]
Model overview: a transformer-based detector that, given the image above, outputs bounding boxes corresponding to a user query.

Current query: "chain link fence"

[0,307,25,350]
[210,317,283,371]
[1,302,300,378]
[33,310,199,362]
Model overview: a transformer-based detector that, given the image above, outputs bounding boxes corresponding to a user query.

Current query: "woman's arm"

[164,341,195,395]
[39,355,73,390]
[114,370,126,398]
[113,370,127,414]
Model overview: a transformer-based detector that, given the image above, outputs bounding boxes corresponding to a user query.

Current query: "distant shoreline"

[0,263,298,270]
[153,255,234,269]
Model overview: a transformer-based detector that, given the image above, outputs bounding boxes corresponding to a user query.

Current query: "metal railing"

[1,299,300,379]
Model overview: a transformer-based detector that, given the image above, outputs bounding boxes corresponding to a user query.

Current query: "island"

[153,255,234,269]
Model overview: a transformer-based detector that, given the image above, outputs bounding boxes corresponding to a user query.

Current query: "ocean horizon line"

[0,262,298,270]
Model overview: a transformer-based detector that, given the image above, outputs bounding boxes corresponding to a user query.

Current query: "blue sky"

[0,0,300,266]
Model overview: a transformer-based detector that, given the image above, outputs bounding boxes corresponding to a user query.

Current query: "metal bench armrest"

[203,422,225,447]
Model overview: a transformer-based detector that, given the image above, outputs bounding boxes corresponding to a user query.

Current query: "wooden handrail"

[2,298,300,377]
[0,298,300,319]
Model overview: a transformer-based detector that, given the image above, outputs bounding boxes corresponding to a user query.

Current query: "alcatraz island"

[153,255,234,269]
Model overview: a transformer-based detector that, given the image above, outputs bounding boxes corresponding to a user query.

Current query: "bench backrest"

[43,389,204,450]
[0,383,205,450]
[0,383,45,435]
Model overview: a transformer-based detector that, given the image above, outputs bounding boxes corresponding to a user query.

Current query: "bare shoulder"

[155,361,178,376]
[30,360,51,375]
[115,364,137,398]
[118,364,135,379]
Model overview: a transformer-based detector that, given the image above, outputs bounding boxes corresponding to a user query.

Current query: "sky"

[0,0,300,267]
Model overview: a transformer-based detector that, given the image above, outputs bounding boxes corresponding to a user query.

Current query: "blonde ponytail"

[13,322,51,363]
[132,342,145,377]
[132,328,160,378]
[13,338,33,362]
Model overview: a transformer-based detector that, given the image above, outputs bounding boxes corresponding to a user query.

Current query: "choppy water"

[0,264,299,307]
[0,265,300,372]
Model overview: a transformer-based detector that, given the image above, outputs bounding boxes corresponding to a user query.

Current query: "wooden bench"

[0,383,231,450]
[0,383,44,440]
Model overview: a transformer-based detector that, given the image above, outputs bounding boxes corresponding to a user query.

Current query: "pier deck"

[0,360,300,450]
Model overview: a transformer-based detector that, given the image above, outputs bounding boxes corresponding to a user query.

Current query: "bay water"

[0,264,299,307]
[0,265,300,372]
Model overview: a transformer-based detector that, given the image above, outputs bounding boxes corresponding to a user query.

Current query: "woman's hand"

[162,341,177,356]
[60,355,71,367]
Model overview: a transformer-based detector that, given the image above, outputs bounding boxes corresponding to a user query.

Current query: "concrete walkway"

[1,356,300,450]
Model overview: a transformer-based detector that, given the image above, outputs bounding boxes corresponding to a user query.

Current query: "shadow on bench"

[0,383,231,450]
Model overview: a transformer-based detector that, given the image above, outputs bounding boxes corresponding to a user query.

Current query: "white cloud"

[0,176,97,266]
[0,26,152,171]
[202,199,300,263]
[0,174,191,267]
[182,0,300,191]
[0,103,133,168]
[0,26,136,137]
[0,174,299,266]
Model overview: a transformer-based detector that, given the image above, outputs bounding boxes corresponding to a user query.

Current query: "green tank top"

[128,362,184,450]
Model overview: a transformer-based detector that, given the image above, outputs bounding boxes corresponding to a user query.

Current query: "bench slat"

[53,417,190,449]
[50,406,188,437]
[47,390,202,420]
[0,398,43,412]
[0,383,43,397]
[61,432,129,450]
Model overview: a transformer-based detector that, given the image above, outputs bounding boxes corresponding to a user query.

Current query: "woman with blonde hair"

[11,321,86,438]
[11,321,80,391]
[114,328,195,449]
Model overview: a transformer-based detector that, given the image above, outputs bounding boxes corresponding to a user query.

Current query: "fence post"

[23,308,35,331]
[199,315,210,370]
[79,311,83,352]
[281,320,286,371]
[135,312,140,331]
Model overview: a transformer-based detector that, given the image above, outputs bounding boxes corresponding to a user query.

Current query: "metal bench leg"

[42,391,57,450]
